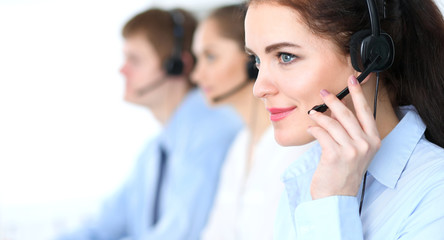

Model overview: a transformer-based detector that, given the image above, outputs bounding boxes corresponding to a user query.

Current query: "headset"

[310,0,394,113]
[165,10,185,75]
[210,3,259,102]
[212,55,259,102]
[310,0,394,216]
[137,10,186,96]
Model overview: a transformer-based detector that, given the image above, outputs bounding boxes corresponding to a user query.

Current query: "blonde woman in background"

[191,5,314,240]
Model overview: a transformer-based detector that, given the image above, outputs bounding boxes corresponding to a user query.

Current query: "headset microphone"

[136,75,167,96]
[212,80,250,102]
[212,56,259,102]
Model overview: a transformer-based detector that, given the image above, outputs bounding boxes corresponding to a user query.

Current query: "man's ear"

[181,51,195,75]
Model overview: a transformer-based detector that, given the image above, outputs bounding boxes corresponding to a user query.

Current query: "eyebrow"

[245,42,301,55]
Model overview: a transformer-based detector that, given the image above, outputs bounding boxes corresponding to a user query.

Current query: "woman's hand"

[307,75,381,200]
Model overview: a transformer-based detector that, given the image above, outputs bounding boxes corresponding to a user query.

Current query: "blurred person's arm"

[55,184,129,240]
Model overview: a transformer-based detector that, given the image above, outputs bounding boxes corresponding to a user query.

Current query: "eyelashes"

[252,52,299,69]
[277,52,298,64]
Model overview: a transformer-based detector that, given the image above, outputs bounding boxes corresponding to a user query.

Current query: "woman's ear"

[345,55,360,78]
[346,54,374,85]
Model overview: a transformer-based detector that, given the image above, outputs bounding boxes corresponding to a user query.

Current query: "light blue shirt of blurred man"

[57,90,242,240]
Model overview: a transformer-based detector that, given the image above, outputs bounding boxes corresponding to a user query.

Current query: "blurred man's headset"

[136,10,187,96]
[164,9,185,76]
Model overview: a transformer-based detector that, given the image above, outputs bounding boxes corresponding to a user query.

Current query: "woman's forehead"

[246,4,315,51]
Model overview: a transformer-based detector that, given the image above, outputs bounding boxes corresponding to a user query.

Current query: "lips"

[267,107,296,121]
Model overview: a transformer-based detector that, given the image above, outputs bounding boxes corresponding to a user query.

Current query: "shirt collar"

[367,105,426,189]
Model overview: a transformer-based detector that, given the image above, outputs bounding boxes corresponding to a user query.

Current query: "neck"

[229,82,270,145]
[148,78,190,126]
[229,82,270,177]
[358,75,399,139]
[374,92,399,140]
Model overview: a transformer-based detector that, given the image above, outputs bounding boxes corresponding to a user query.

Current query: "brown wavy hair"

[248,0,444,148]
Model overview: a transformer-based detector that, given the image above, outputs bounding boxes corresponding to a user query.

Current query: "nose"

[253,66,278,99]
[120,62,129,76]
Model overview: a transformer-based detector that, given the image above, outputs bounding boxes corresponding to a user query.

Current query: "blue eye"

[279,53,297,64]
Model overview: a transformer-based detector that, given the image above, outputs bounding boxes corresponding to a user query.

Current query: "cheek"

[271,57,354,146]
[224,61,246,82]
[211,58,246,89]
[268,68,319,146]
[277,63,326,112]
[281,58,353,112]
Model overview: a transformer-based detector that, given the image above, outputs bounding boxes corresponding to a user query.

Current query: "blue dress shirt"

[57,89,242,240]
[274,106,444,240]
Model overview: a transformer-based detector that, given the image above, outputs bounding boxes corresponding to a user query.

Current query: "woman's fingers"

[347,75,380,138]
[308,110,353,147]
[308,74,382,199]
[313,87,365,141]
[306,126,338,154]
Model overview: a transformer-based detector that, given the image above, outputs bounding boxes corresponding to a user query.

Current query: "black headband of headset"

[169,10,185,60]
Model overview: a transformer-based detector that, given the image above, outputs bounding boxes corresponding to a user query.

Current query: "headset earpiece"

[312,0,395,114]
[350,29,395,73]
[165,57,184,76]
[246,55,259,80]
[165,10,185,76]
[213,55,258,102]
[350,30,372,72]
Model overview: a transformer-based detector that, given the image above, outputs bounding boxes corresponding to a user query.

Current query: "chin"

[123,94,133,103]
[125,97,141,106]
[124,92,137,104]
[273,126,315,146]
[124,93,147,107]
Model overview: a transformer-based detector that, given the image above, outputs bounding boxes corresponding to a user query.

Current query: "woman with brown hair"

[191,4,314,240]
[245,0,444,239]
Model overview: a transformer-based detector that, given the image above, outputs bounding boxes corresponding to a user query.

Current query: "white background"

[0,0,443,239]
[0,0,241,239]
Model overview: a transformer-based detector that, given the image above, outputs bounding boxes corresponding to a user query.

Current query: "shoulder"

[401,137,444,193]
[395,139,444,237]
[410,137,444,173]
